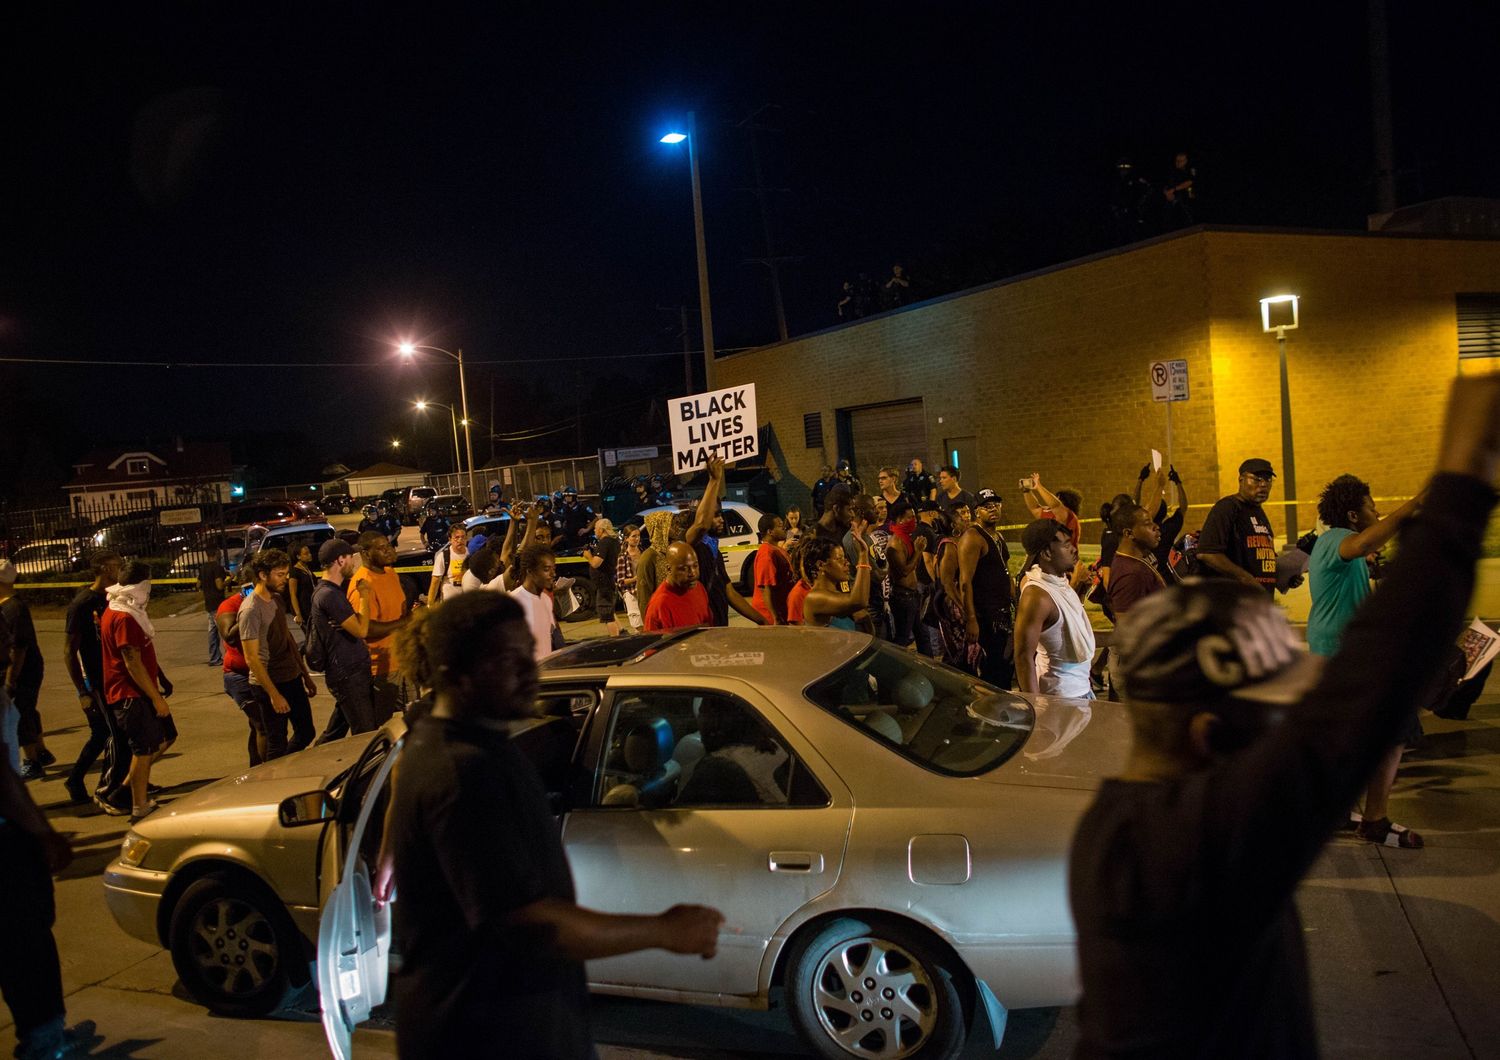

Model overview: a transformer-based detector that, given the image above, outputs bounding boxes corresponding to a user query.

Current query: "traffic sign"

[1150,359,1189,403]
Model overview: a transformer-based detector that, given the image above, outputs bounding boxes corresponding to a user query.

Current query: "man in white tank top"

[1015,520,1097,699]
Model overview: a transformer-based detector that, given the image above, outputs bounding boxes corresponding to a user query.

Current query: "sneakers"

[14,1019,98,1060]
[129,800,160,822]
[93,793,130,817]
[18,759,45,782]
[64,779,90,805]
[37,748,57,768]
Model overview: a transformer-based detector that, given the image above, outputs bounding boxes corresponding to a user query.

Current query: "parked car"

[224,502,302,533]
[317,493,356,515]
[378,487,411,513]
[423,493,472,520]
[405,486,437,523]
[166,532,247,581]
[7,538,85,576]
[635,500,764,583]
[104,627,1120,1058]
[86,511,175,558]
[236,522,337,571]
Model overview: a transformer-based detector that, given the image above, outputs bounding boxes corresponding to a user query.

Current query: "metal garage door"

[842,400,927,485]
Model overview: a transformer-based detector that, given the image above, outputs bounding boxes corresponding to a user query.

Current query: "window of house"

[126,458,151,476]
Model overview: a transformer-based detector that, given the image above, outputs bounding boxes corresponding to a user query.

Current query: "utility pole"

[657,304,697,393]
[738,105,799,343]
[1368,0,1398,215]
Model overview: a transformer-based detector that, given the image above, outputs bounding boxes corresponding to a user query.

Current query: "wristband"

[856,563,872,570]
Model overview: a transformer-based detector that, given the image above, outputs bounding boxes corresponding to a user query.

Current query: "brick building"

[717,225,1500,540]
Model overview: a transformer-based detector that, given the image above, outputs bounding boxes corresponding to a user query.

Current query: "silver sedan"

[105,627,1125,1059]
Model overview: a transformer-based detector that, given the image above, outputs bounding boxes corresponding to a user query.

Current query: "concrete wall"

[717,227,1500,536]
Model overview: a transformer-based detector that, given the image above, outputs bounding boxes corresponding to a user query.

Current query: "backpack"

[305,583,338,674]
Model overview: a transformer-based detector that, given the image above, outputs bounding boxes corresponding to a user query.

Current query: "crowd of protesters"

[3,375,1499,1060]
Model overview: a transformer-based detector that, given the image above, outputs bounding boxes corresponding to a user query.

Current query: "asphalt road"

[2,598,1498,1059]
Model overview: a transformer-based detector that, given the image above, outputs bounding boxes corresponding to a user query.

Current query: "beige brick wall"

[717,228,1500,536]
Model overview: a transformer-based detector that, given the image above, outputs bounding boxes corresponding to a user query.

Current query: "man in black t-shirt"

[583,519,622,636]
[311,539,377,741]
[199,552,228,666]
[1069,377,1500,1058]
[1,562,49,780]
[934,465,976,521]
[386,592,722,1060]
[63,551,123,805]
[1196,458,1298,595]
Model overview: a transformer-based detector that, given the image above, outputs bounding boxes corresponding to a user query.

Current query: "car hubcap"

[811,936,937,1057]
[188,897,279,996]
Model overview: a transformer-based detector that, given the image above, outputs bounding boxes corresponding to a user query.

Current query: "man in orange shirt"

[645,543,712,632]
[347,532,412,724]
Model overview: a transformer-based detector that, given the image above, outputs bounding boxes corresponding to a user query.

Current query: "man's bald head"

[665,541,699,589]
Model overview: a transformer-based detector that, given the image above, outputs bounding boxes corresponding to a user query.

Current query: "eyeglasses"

[1242,474,1274,485]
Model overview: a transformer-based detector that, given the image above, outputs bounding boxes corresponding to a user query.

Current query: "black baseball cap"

[318,538,356,567]
[1238,458,1276,478]
[1112,580,1322,705]
[975,488,1001,507]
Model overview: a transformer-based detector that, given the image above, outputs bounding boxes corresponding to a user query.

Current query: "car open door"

[318,736,402,1060]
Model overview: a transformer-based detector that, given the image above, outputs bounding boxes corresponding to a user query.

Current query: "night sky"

[4,3,1498,499]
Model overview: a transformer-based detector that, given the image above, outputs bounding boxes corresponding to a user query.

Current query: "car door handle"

[768,851,824,874]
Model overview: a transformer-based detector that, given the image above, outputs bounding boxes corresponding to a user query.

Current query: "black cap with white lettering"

[1112,580,1323,705]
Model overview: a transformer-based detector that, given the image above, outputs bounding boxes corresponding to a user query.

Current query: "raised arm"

[1338,494,1422,561]
[686,459,725,547]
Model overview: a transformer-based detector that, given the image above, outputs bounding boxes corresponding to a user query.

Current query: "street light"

[398,341,478,505]
[414,399,463,478]
[660,112,716,390]
[1260,293,1301,544]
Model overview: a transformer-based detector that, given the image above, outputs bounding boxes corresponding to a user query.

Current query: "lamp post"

[1259,294,1301,545]
[414,400,463,478]
[661,113,715,391]
[399,342,478,506]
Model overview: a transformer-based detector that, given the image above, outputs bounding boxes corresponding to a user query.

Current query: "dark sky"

[3,3,1498,497]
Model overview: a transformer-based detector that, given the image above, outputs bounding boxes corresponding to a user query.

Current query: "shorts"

[110,697,178,757]
[593,585,618,622]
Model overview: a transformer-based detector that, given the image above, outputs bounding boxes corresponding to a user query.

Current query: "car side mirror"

[278,789,338,827]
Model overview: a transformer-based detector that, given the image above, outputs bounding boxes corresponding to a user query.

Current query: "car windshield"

[540,633,667,669]
[804,643,1035,776]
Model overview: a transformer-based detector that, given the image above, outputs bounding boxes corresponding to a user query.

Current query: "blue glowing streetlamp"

[660,112,715,390]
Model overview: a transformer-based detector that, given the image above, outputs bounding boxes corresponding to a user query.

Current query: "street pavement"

[2,592,1498,1059]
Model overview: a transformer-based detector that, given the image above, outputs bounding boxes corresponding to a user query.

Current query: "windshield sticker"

[688,651,766,668]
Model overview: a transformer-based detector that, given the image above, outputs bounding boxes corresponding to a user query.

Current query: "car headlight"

[119,833,151,868]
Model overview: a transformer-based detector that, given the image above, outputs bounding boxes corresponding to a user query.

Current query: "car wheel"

[785,917,970,1060]
[340,504,351,514]
[168,873,304,1018]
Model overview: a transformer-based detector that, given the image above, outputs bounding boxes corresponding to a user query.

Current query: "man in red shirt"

[100,561,176,821]
[645,543,712,631]
[752,514,794,624]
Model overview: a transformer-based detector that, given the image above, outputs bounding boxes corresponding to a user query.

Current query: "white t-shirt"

[510,585,556,662]
[431,546,469,601]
